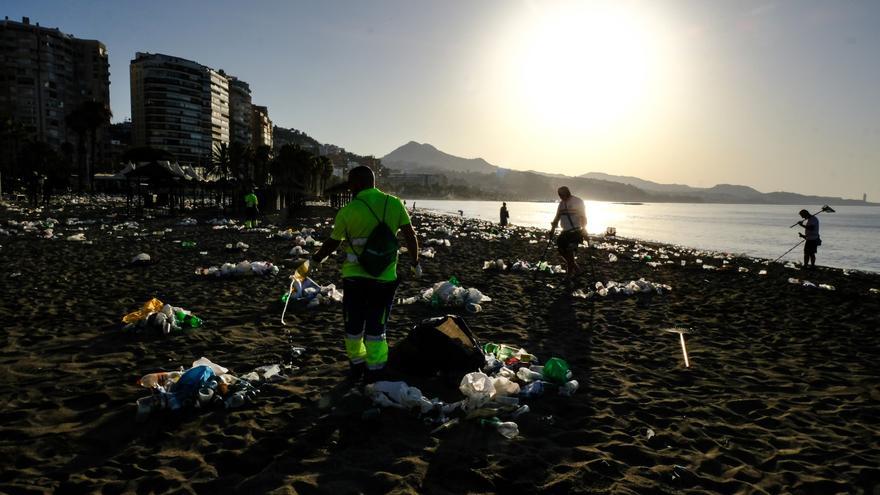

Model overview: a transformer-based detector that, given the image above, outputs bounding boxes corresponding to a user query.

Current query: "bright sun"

[510,3,660,136]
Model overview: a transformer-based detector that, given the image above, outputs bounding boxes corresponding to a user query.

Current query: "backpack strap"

[353,194,389,225]
[345,194,390,258]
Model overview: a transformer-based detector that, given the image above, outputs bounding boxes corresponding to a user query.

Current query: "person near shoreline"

[244,190,259,228]
[500,202,510,227]
[310,166,421,383]
[797,208,820,269]
[549,186,587,277]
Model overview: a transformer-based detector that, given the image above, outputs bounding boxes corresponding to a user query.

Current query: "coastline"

[1,197,879,493]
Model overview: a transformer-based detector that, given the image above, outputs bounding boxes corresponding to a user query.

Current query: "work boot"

[364,367,389,384]
[346,361,366,383]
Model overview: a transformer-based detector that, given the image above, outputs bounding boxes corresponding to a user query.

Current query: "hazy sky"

[6,0,879,199]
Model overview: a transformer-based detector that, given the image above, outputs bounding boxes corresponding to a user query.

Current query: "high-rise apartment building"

[131,52,231,166]
[131,53,271,166]
[252,105,272,149]
[228,77,252,146]
[0,16,110,171]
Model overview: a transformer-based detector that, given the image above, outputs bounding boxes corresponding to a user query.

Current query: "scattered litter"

[130,253,152,266]
[482,259,507,271]
[135,357,294,422]
[121,298,203,334]
[195,261,279,277]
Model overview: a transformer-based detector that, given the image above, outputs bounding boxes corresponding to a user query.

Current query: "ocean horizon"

[405,199,880,273]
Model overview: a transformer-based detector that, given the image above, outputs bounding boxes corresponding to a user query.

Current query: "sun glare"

[509,3,661,137]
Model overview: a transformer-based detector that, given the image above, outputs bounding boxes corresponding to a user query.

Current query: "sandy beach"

[1,197,878,494]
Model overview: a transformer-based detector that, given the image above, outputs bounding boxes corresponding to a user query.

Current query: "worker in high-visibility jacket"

[311,166,421,383]
[244,190,259,228]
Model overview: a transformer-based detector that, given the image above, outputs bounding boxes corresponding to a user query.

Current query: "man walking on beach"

[500,202,510,227]
[797,209,820,269]
[549,186,587,277]
[244,190,259,228]
[311,166,421,383]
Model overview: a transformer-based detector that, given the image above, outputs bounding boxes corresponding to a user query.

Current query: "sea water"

[404,200,880,273]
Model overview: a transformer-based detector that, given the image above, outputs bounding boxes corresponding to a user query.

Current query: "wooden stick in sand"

[663,328,690,368]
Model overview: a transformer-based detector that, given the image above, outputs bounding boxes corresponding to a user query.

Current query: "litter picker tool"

[773,239,805,263]
[789,205,835,228]
[281,259,310,326]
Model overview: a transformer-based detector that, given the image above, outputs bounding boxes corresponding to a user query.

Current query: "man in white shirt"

[797,209,820,269]
[549,186,587,276]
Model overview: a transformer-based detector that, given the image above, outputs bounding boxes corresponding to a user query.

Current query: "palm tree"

[65,100,111,191]
[210,142,233,208]
[252,144,272,187]
[81,100,111,189]
[64,106,89,192]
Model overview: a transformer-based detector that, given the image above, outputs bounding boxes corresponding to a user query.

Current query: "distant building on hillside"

[385,172,446,188]
[0,16,110,172]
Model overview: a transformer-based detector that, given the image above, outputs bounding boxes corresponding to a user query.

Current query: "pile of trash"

[397,277,491,311]
[289,245,310,256]
[130,253,153,266]
[510,260,566,275]
[206,218,236,226]
[122,297,203,334]
[225,241,249,252]
[177,217,198,226]
[135,357,291,422]
[364,345,578,438]
[788,278,835,290]
[425,238,451,247]
[420,247,436,259]
[571,279,672,299]
[281,277,344,308]
[482,259,507,271]
[195,260,279,277]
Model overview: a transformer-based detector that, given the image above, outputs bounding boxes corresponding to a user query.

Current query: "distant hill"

[580,171,871,205]
[382,141,499,174]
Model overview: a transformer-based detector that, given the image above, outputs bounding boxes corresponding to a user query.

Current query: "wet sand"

[1,197,878,494]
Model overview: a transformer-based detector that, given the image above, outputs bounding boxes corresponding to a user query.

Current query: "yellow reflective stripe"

[344,335,367,362]
[364,335,388,367]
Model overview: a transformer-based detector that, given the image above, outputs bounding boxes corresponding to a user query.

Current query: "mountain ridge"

[382,142,872,205]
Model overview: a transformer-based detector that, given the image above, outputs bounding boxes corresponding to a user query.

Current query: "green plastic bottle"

[182,241,196,248]
[542,357,570,384]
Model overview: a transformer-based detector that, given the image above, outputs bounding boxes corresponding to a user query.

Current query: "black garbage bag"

[390,315,484,386]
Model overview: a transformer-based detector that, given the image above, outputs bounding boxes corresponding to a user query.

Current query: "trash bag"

[390,315,484,385]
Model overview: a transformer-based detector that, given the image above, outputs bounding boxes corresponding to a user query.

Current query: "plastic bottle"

[519,381,544,398]
[511,404,530,418]
[224,391,247,409]
[480,417,519,439]
[516,367,544,383]
[181,241,196,248]
[558,379,579,397]
[293,259,310,283]
[543,357,571,384]
[175,311,202,329]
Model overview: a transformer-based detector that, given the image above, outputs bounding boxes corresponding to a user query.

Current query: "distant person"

[244,189,259,228]
[310,166,421,383]
[411,201,416,213]
[500,202,510,227]
[458,209,464,217]
[797,209,820,269]
[549,186,587,277]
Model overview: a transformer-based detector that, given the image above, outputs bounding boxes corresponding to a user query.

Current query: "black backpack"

[349,195,399,277]
[392,315,484,385]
